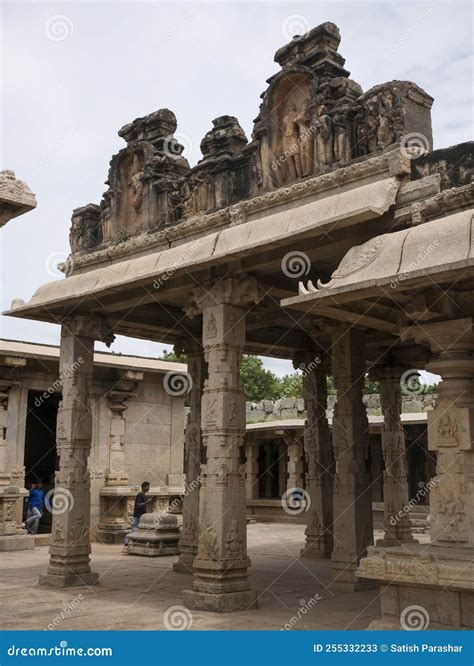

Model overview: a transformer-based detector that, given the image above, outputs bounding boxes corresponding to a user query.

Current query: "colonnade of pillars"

[39,283,471,612]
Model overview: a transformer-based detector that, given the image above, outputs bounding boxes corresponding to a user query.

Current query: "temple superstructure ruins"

[3,22,473,627]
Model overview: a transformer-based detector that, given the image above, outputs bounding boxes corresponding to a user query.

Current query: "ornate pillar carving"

[331,328,373,589]
[40,315,113,587]
[174,341,206,573]
[295,352,334,559]
[374,366,415,546]
[244,437,259,501]
[183,276,259,612]
[286,438,304,490]
[0,384,28,540]
[97,372,143,543]
[404,319,474,547]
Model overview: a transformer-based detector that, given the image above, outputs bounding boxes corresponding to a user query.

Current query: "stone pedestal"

[296,353,334,559]
[331,328,374,590]
[174,346,205,573]
[126,513,181,556]
[97,485,133,544]
[359,318,474,629]
[183,278,258,612]
[376,367,415,546]
[40,316,112,588]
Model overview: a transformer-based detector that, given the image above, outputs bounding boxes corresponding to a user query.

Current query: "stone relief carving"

[65,22,433,261]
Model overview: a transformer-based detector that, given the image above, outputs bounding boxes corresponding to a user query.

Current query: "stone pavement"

[1,524,424,631]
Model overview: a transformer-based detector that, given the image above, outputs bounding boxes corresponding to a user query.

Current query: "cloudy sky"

[1,0,472,375]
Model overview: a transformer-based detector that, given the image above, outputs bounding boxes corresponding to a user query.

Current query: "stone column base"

[300,542,331,559]
[182,589,258,613]
[358,544,474,629]
[39,572,99,588]
[173,554,195,573]
[331,562,378,592]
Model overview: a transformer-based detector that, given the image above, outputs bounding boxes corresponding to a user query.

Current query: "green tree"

[276,372,303,398]
[240,355,280,402]
[160,349,186,362]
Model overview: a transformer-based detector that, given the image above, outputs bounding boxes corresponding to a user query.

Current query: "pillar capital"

[61,314,115,345]
[184,275,262,317]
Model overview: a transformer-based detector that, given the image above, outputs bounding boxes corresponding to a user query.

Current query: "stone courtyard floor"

[1,523,425,631]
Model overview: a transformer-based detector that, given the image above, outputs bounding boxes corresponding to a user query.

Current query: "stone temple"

[2,22,473,628]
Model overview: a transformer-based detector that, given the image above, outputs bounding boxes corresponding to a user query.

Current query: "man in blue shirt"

[24,480,45,535]
[123,481,151,550]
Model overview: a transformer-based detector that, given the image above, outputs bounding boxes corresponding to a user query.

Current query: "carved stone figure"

[295,102,314,176]
[377,90,394,148]
[128,154,144,213]
[314,104,333,167]
[332,109,351,163]
[281,103,303,181]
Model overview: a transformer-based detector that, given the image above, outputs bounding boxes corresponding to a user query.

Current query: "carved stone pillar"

[245,438,259,501]
[286,439,303,490]
[375,367,414,546]
[0,387,11,487]
[0,384,28,545]
[331,328,373,589]
[40,315,113,587]
[97,372,143,543]
[422,320,474,547]
[183,277,259,612]
[296,353,334,559]
[358,319,474,629]
[174,343,206,573]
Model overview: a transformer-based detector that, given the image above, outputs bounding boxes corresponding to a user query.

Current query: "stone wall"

[246,393,437,422]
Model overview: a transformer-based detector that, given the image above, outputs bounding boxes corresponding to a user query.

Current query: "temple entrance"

[23,390,60,533]
[257,440,286,499]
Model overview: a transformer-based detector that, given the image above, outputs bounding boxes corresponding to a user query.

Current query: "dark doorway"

[23,390,60,533]
[258,441,284,499]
